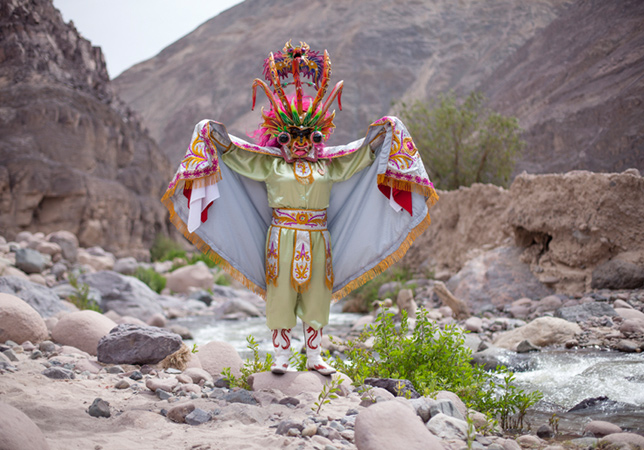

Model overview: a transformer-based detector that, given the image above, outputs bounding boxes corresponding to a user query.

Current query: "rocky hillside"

[0,0,172,256]
[113,0,570,167]
[480,0,644,175]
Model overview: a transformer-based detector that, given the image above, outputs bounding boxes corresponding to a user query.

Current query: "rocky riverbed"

[1,230,644,450]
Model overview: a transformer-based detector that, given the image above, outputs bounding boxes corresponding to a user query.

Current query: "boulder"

[599,433,644,449]
[197,340,243,378]
[76,271,163,321]
[51,310,117,355]
[183,367,213,385]
[0,402,51,450]
[355,400,445,450]
[0,293,49,344]
[591,259,644,290]
[47,231,79,263]
[97,323,182,365]
[0,276,71,318]
[614,307,644,322]
[248,371,352,397]
[166,262,214,294]
[447,247,553,314]
[14,248,47,274]
[77,248,115,271]
[555,302,617,323]
[214,297,262,319]
[364,377,420,399]
[426,412,468,440]
[113,257,139,275]
[583,420,622,437]
[493,317,581,351]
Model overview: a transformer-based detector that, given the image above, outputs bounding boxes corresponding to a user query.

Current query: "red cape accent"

[183,186,213,223]
[378,185,412,215]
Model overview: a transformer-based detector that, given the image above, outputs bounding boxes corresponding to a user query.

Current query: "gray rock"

[167,402,195,423]
[42,367,75,379]
[0,276,71,318]
[47,231,78,263]
[555,302,617,322]
[591,259,644,290]
[38,340,56,353]
[446,247,553,314]
[185,408,211,425]
[50,261,68,280]
[215,297,261,319]
[364,377,420,399]
[77,271,163,321]
[378,281,401,299]
[115,380,130,389]
[516,339,540,353]
[15,248,46,274]
[537,424,553,438]
[426,412,468,440]
[223,389,257,405]
[276,420,304,436]
[429,399,465,421]
[2,349,18,362]
[156,389,172,400]
[615,339,640,353]
[188,290,213,306]
[97,323,182,365]
[88,398,110,418]
[113,257,139,275]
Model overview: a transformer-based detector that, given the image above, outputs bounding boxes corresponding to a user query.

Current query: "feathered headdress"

[251,40,343,157]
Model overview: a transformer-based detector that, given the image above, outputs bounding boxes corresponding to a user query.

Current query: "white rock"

[197,340,243,378]
[427,412,468,440]
[51,310,117,355]
[493,317,581,351]
[165,262,214,294]
[0,401,51,449]
[0,293,49,344]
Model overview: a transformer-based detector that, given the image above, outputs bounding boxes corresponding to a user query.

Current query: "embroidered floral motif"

[293,159,315,184]
[266,226,280,286]
[322,230,334,290]
[181,123,214,171]
[272,208,327,229]
[291,230,312,291]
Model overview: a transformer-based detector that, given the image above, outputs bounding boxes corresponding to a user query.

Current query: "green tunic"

[221,146,374,329]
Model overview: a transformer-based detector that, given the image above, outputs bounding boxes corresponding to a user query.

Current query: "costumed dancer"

[162,41,438,375]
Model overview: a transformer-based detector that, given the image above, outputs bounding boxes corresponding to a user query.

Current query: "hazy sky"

[53,0,244,79]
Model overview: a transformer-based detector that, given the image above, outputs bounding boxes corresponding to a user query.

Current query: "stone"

[583,420,622,437]
[145,377,179,392]
[613,299,633,309]
[0,293,49,344]
[33,241,62,257]
[47,231,79,263]
[15,248,47,274]
[446,247,553,314]
[599,433,644,448]
[614,307,644,321]
[302,424,318,437]
[434,391,468,419]
[42,367,75,379]
[214,297,262,319]
[76,271,163,321]
[51,310,117,355]
[614,339,639,353]
[378,281,401,299]
[536,424,553,438]
[516,340,540,353]
[146,313,167,327]
[555,302,617,322]
[276,420,304,436]
[464,316,483,333]
[223,389,257,405]
[113,257,139,275]
[494,317,582,351]
[97,323,182,365]
[188,290,213,306]
[183,368,213,385]
[516,435,541,448]
[115,380,130,389]
[0,401,51,449]
[0,276,72,318]
[167,401,196,423]
[619,319,644,335]
[77,248,115,271]
[88,398,111,418]
[591,259,644,290]
[156,389,172,400]
[355,400,445,450]
[427,412,468,440]
[364,377,420,399]
[537,295,563,312]
[429,399,465,421]
[185,408,211,425]
[166,262,214,294]
[197,340,244,378]
[248,371,352,397]
[397,289,417,318]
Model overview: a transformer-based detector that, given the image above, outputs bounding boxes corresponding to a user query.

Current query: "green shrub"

[150,234,186,262]
[332,307,541,428]
[67,273,102,312]
[397,91,524,189]
[222,335,273,390]
[133,267,167,294]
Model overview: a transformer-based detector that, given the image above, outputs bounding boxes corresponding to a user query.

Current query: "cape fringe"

[377,174,440,207]
[290,277,312,293]
[161,191,267,299]
[331,209,433,302]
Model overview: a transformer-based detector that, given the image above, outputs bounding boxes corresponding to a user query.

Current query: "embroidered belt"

[266,208,333,292]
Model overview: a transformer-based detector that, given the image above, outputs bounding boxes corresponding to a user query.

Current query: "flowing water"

[172,313,644,434]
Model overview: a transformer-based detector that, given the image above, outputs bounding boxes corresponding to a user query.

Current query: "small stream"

[171,313,644,435]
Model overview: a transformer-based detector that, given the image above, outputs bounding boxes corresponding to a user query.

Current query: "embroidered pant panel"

[265,208,332,331]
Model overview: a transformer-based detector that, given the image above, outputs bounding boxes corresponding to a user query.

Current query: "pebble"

[114,379,130,389]
[88,398,111,418]
[2,349,18,362]
[42,367,75,379]
[129,370,143,380]
[185,408,211,425]
[156,389,173,400]
[106,365,124,374]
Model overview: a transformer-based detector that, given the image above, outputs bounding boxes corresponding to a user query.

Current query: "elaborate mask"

[252,41,343,162]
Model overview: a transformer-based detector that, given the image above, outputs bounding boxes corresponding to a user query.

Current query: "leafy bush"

[332,307,541,428]
[133,267,167,294]
[150,234,186,262]
[398,91,524,189]
[222,335,273,390]
[67,273,102,312]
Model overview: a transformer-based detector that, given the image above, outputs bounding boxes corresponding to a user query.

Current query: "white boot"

[304,323,336,376]
[271,328,292,374]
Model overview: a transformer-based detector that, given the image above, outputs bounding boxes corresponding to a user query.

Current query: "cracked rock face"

[0,0,171,255]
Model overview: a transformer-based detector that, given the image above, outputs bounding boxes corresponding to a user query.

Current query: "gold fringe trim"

[377,174,440,206]
[331,209,433,302]
[290,277,312,293]
[161,189,267,299]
